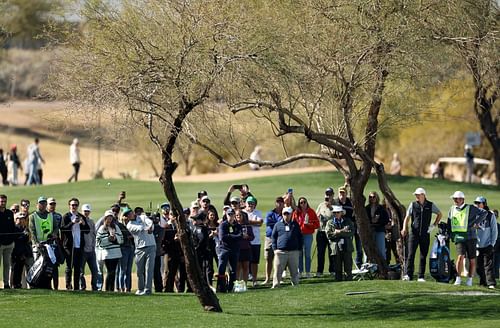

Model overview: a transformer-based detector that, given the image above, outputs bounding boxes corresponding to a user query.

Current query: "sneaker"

[402,275,410,281]
[135,290,144,295]
[417,278,426,282]
[466,278,473,287]
[488,285,495,289]
[315,272,323,278]
[282,271,287,278]
[305,272,312,278]
[454,277,462,286]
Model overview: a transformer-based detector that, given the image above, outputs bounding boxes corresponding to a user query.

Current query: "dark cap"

[325,187,334,195]
[226,208,235,216]
[111,203,120,209]
[275,196,284,203]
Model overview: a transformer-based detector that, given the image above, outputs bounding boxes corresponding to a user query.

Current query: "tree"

[421,0,499,184]
[192,0,433,274]
[50,0,259,312]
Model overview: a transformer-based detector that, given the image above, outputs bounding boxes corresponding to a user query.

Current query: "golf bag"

[429,223,456,283]
[27,242,57,288]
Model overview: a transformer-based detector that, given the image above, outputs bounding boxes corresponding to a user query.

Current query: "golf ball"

[107,182,111,186]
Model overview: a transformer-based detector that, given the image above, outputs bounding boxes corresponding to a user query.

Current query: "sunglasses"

[21,204,30,207]
[70,203,79,207]
[230,201,239,205]
[369,196,376,199]
[299,201,307,204]
[49,202,56,205]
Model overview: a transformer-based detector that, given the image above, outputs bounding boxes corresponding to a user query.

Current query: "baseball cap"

[226,208,235,216]
[282,207,293,214]
[82,204,92,212]
[111,203,121,209]
[190,201,200,209]
[332,205,344,213]
[122,207,133,216]
[450,191,465,199]
[47,197,56,204]
[413,188,426,196]
[325,187,334,195]
[230,196,240,203]
[201,195,210,202]
[104,210,114,217]
[246,196,257,204]
[160,202,170,209]
[474,196,487,204]
[37,196,47,203]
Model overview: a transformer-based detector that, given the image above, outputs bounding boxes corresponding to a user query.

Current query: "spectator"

[216,208,242,293]
[191,212,210,289]
[0,149,7,185]
[494,209,500,280]
[7,145,22,186]
[116,208,135,293]
[336,186,361,268]
[127,207,156,296]
[464,145,474,183]
[26,138,45,185]
[447,191,487,286]
[11,212,32,288]
[162,211,187,293]
[315,188,335,277]
[326,206,354,281]
[80,204,98,291]
[152,212,165,293]
[68,138,81,182]
[401,188,442,281]
[19,199,30,217]
[28,196,60,289]
[10,203,20,215]
[96,210,123,292]
[271,206,302,288]
[61,198,90,291]
[206,208,219,287]
[244,196,263,287]
[47,197,63,290]
[0,194,15,288]
[365,191,389,262]
[292,196,319,278]
[383,199,400,266]
[474,197,497,289]
[224,184,255,208]
[236,210,254,288]
[262,197,284,285]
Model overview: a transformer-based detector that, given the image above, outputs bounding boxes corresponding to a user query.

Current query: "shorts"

[456,239,477,259]
[238,249,252,262]
[250,244,261,264]
[264,237,274,260]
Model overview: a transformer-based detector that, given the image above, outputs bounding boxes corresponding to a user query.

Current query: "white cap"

[104,209,115,217]
[282,207,293,214]
[201,195,210,202]
[413,188,426,196]
[190,201,200,209]
[332,205,344,213]
[82,204,92,212]
[450,191,465,199]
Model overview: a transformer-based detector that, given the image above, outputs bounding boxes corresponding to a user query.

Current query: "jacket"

[218,220,242,251]
[365,204,389,233]
[61,212,90,254]
[292,207,320,235]
[271,219,303,251]
[0,208,15,245]
[126,215,156,249]
[477,210,498,248]
[325,217,354,255]
[96,224,123,260]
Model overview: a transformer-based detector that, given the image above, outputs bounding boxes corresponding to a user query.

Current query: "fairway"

[1,171,500,327]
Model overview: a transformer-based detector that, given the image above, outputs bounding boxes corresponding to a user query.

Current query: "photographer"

[325,206,354,281]
[223,184,255,208]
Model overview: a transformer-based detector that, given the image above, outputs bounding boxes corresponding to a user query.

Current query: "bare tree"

[421,0,499,184]
[49,0,260,312]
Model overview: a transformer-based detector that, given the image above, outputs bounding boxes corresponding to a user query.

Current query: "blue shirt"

[265,209,282,238]
[271,219,303,251]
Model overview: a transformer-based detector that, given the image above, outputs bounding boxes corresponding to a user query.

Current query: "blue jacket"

[271,219,303,251]
[265,209,282,237]
[218,220,242,251]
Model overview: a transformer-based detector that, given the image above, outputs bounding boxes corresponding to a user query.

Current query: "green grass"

[1,279,499,327]
[1,171,500,326]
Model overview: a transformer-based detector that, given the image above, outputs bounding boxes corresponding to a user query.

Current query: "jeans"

[27,161,39,185]
[104,258,119,292]
[80,251,98,291]
[406,233,430,279]
[477,245,496,287]
[116,246,134,291]
[135,245,156,292]
[373,231,386,261]
[217,247,239,292]
[0,242,14,287]
[96,259,105,291]
[299,233,313,273]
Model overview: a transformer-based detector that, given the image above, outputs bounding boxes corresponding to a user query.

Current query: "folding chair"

[352,263,377,281]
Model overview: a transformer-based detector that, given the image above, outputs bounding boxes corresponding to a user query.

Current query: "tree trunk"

[374,163,406,278]
[159,154,222,312]
[349,175,388,277]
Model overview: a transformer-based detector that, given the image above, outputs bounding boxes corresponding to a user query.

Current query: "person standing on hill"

[0,149,8,186]
[7,145,22,186]
[292,196,320,278]
[26,138,45,185]
[401,188,442,281]
[447,191,487,286]
[68,138,81,182]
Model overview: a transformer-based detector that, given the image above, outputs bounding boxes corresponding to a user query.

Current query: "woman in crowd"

[292,196,319,278]
[96,210,123,292]
[206,208,219,286]
[236,210,254,287]
[116,208,135,292]
[365,191,389,261]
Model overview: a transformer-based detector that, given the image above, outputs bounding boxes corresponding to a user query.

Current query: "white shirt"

[246,209,263,245]
[71,213,81,248]
[69,143,81,164]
